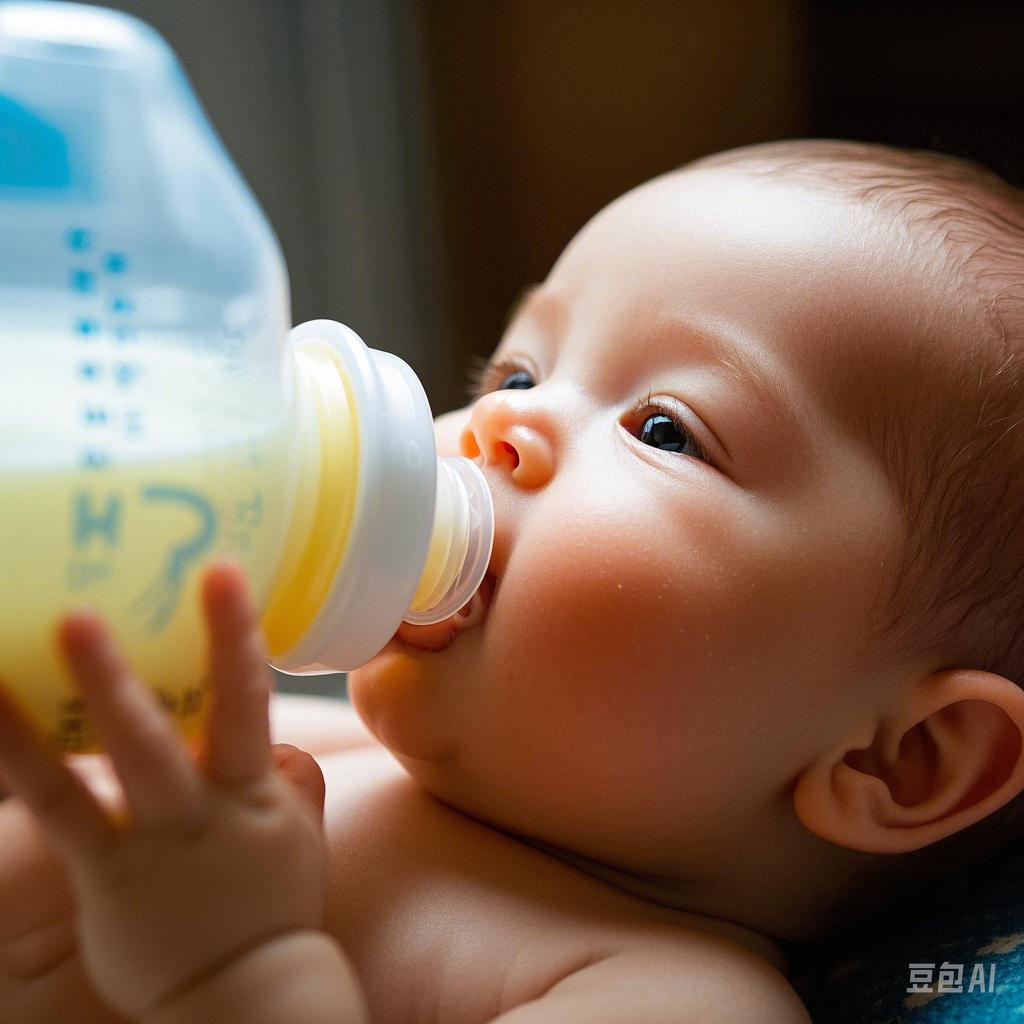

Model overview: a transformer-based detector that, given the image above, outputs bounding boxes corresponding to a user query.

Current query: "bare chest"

[317,748,668,1024]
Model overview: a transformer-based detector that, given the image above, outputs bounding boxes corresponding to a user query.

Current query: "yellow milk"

[0,334,297,751]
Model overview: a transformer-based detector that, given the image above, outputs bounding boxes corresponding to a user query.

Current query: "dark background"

[77,0,1024,415]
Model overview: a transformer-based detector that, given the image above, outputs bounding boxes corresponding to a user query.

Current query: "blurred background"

[70,0,1024,414]
[63,0,1024,695]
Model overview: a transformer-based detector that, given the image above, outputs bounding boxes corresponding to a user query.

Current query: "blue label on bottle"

[0,94,70,188]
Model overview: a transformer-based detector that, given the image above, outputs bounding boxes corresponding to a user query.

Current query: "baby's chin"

[346,632,475,764]
[347,575,495,761]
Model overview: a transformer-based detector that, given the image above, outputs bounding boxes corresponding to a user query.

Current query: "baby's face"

[349,168,944,877]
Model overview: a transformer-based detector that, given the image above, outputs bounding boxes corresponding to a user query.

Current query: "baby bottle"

[0,2,493,751]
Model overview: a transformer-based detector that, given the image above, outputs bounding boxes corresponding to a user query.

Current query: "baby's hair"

[689,140,1024,918]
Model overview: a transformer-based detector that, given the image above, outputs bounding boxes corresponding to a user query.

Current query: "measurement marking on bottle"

[79,449,110,470]
[70,268,95,293]
[124,408,144,436]
[66,228,91,252]
[67,225,143,470]
[103,252,128,274]
[52,696,94,754]
[72,490,122,546]
[66,559,113,592]
[235,491,263,527]
[113,362,140,387]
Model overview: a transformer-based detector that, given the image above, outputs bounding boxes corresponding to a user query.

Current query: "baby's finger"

[0,684,113,863]
[272,743,326,817]
[57,613,204,829]
[200,560,272,785]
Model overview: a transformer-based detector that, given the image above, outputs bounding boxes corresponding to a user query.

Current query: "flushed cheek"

[447,595,767,858]
[474,527,768,781]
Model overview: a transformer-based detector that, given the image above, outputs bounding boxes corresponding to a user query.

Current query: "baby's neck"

[513,805,873,955]
[516,834,790,972]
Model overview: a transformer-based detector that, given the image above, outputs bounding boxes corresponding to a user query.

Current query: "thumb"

[271,743,326,817]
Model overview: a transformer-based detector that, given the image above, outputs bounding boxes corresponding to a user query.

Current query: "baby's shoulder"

[533,935,810,1024]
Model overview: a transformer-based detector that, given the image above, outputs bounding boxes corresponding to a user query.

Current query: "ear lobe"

[793,670,1024,854]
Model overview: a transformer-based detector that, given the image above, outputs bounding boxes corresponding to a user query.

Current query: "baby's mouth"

[392,571,495,653]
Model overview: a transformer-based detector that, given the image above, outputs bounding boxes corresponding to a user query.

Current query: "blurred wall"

[421,1,806,407]
[807,2,1024,187]
[84,0,456,408]
[420,0,1024,410]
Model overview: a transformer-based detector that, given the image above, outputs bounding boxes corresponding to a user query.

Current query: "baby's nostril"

[460,429,481,459]
[499,441,520,469]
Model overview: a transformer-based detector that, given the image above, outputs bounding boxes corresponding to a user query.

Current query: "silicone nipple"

[404,457,494,624]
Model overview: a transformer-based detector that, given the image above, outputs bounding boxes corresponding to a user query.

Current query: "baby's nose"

[460,391,555,489]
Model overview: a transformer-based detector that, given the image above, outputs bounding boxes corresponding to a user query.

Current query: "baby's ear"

[792,670,1024,853]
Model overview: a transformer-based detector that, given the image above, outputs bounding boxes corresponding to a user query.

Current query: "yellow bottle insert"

[260,339,359,656]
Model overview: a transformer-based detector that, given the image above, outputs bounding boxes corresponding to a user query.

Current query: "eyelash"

[465,356,711,465]
[465,355,527,400]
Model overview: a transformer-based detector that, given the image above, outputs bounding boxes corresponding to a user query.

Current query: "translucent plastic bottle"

[0,2,493,751]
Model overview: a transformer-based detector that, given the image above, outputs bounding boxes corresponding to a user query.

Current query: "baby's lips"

[394,617,455,652]
[394,573,495,652]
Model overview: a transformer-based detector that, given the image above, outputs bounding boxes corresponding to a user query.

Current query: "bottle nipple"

[403,457,494,624]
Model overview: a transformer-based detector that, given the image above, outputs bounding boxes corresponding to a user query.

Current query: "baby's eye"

[466,356,536,399]
[630,400,709,463]
[639,412,696,454]
[497,369,535,390]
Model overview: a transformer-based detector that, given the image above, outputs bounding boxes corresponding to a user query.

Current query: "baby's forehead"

[664,145,1016,364]
[679,142,1020,298]
[556,143,1019,419]
[624,151,1019,463]
[683,148,1024,468]
[603,161,959,358]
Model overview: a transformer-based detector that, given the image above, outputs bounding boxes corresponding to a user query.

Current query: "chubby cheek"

[348,652,457,761]
[459,505,774,830]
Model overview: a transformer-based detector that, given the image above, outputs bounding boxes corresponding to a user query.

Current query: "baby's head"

[349,140,1024,940]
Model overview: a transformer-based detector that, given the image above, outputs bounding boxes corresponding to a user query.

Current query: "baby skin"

[4,141,1024,1023]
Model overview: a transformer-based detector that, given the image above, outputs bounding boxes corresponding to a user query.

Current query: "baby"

[2,138,1024,1024]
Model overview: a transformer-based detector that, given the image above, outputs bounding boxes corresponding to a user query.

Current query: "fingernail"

[57,608,98,638]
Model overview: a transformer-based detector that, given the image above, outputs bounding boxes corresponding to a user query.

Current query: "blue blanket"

[785,843,1024,1023]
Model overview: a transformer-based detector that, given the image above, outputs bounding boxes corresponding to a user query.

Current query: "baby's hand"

[0,561,330,1021]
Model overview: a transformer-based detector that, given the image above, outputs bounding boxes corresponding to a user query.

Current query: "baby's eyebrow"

[504,285,572,343]
[504,284,542,329]
[694,326,785,421]
[655,318,805,450]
